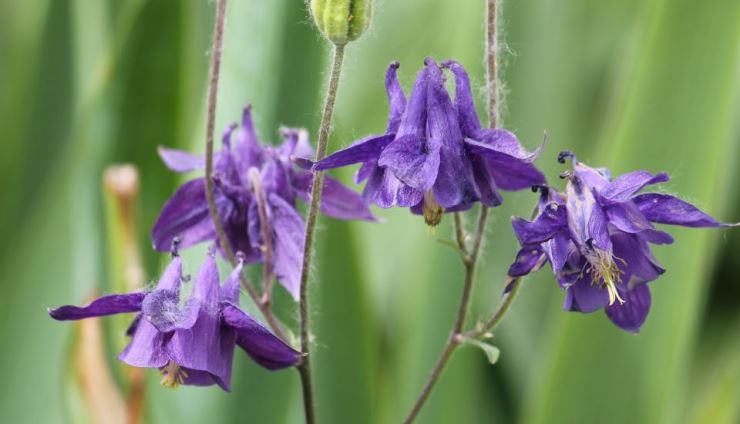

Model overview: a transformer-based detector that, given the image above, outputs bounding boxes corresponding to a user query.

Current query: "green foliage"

[0,0,737,423]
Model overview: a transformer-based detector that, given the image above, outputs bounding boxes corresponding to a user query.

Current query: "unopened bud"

[310,0,372,45]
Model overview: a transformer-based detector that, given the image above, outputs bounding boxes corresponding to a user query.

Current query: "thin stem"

[463,276,523,340]
[297,43,346,424]
[402,338,459,424]
[403,208,487,424]
[406,277,525,424]
[249,169,274,306]
[486,0,499,127]
[404,1,501,421]
[203,0,229,262]
[201,0,287,341]
[453,212,468,255]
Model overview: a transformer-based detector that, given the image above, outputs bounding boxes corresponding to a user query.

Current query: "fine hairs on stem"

[297,44,346,424]
[403,0,525,422]
[201,0,287,341]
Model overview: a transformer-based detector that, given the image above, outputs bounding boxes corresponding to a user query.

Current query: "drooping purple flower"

[314,59,545,225]
[49,251,301,391]
[508,152,738,332]
[153,106,375,299]
[313,62,423,209]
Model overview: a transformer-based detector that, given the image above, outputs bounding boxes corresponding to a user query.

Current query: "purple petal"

[464,138,546,191]
[566,176,611,250]
[473,129,544,162]
[378,66,441,191]
[604,202,674,245]
[118,318,170,369]
[395,66,429,139]
[574,162,610,191]
[442,60,481,136]
[192,254,223,310]
[125,314,142,336]
[277,128,313,165]
[155,256,184,291]
[221,303,302,370]
[426,61,478,207]
[378,134,441,191]
[151,178,222,251]
[139,256,197,332]
[319,176,376,221]
[158,147,204,173]
[220,260,244,304]
[633,193,739,228]
[600,171,669,203]
[314,134,394,171]
[49,292,146,321]
[384,61,407,133]
[567,276,611,313]
[363,165,423,208]
[291,172,377,220]
[167,309,235,391]
[269,194,306,300]
[355,161,375,183]
[142,290,200,333]
[470,156,503,207]
[611,232,665,288]
[180,368,226,390]
[605,284,651,333]
[543,232,573,273]
[261,156,294,203]
[511,204,567,245]
[234,105,264,172]
[508,246,546,277]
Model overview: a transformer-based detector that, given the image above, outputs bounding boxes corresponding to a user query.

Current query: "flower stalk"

[249,168,275,307]
[297,43,346,424]
[201,0,287,341]
[403,1,521,421]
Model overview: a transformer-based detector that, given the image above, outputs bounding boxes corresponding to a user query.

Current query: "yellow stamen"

[587,249,625,305]
[160,361,188,388]
[422,191,444,227]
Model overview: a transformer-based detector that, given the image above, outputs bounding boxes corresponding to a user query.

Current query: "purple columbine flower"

[153,106,375,299]
[314,59,545,225]
[49,249,301,391]
[508,152,738,332]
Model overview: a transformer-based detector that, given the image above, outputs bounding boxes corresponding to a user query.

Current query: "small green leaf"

[461,338,501,365]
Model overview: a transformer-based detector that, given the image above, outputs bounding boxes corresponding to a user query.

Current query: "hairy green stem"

[297,43,346,424]
[201,0,287,341]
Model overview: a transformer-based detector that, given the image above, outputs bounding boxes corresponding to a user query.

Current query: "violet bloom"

[315,59,545,225]
[153,106,374,299]
[508,152,737,332]
[314,62,423,209]
[49,251,301,391]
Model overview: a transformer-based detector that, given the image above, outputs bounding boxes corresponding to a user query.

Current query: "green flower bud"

[310,0,372,45]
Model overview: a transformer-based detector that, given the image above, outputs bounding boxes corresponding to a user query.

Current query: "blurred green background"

[1,0,739,423]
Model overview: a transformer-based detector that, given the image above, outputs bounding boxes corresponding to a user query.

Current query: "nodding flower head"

[507,151,738,332]
[314,58,546,225]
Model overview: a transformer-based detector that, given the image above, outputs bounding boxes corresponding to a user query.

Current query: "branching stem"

[201,0,287,341]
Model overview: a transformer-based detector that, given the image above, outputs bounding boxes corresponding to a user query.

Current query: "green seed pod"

[310,0,372,45]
